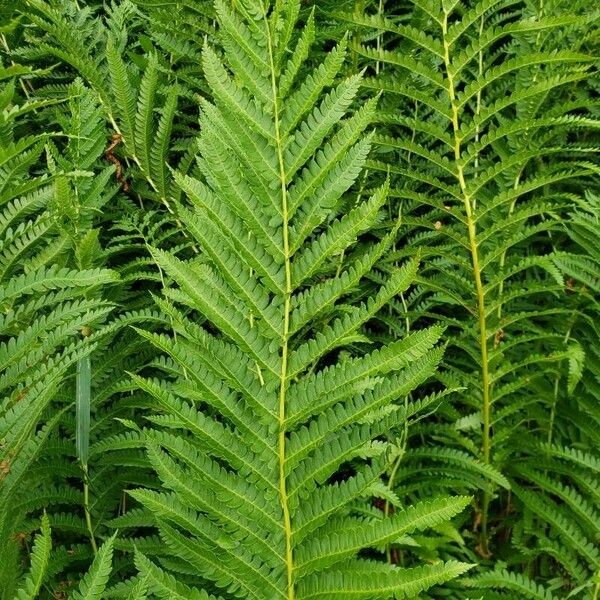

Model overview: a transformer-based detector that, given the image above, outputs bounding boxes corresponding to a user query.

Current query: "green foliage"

[69,533,116,600]
[0,0,597,598]
[323,0,599,592]
[122,2,470,597]
[14,514,52,600]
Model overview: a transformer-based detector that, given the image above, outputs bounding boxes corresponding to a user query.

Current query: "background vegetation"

[0,0,598,598]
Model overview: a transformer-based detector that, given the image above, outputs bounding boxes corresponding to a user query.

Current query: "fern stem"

[82,464,98,555]
[384,409,408,564]
[263,7,295,598]
[384,456,402,563]
[76,348,97,555]
[547,319,575,446]
[441,10,492,555]
[375,0,384,75]
[351,0,365,73]
[385,301,411,563]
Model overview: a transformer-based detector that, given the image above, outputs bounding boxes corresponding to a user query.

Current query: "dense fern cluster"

[0,0,598,598]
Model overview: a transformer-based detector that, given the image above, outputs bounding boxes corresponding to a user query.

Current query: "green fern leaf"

[14,513,52,600]
[69,533,116,600]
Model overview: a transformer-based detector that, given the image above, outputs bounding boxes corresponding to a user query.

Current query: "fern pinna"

[112,1,473,598]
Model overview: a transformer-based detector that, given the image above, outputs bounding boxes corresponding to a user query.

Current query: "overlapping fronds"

[0,0,597,597]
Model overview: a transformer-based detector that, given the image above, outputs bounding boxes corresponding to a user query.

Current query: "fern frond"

[69,533,116,600]
[14,513,52,600]
[127,2,469,598]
